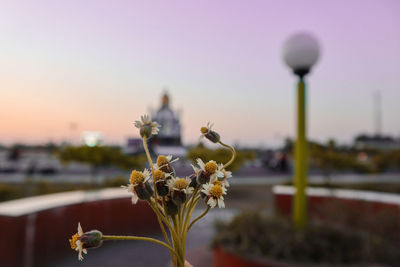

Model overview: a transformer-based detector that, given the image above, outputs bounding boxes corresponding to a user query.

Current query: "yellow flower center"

[174,178,188,190]
[69,233,80,249]
[205,161,218,174]
[157,155,169,167]
[130,170,145,184]
[210,184,223,198]
[153,169,166,181]
[213,180,222,186]
[200,127,209,134]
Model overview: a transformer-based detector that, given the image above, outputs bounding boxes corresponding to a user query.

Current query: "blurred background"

[0,0,399,266]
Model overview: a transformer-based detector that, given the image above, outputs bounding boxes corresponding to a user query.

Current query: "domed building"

[124,92,186,157]
[150,92,186,157]
[152,93,182,145]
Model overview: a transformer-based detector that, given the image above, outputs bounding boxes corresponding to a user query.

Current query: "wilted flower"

[122,169,153,204]
[200,122,220,143]
[168,177,194,204]
[134,114,160,138]
[201,183,227,208]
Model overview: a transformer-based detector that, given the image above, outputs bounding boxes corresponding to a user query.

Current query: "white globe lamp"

[283,32,320,77]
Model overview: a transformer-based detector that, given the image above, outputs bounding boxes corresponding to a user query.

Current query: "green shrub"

[102,175,128,187]
[213,211,400,265]
[0,183,20,202]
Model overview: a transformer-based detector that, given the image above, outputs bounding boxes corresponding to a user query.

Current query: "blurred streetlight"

[283,32,320,228]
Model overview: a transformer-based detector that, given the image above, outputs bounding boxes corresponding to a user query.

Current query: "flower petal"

[207,198,217,208]
[131,193,139,204]
[77,222,83,236]
[217,199,225,208]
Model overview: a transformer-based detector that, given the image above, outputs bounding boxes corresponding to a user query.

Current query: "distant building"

[150,92,186,157]
[124,138,143,155]
[124,92,186,157]
[354,134,400,150]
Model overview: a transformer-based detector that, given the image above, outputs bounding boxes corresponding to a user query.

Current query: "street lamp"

[283,32,320,228]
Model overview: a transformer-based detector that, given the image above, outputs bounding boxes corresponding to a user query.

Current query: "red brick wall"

[0,197,159,267]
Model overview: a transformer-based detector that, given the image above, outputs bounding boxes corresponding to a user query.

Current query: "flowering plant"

[69,115,235,267]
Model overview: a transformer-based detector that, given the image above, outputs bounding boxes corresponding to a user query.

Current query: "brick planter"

[0,189,159,267]
[213,246,293,267]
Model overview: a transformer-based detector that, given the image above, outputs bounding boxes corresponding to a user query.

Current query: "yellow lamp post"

[283,32,320,228]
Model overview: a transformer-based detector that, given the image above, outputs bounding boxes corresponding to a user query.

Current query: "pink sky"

[0,0,399,146]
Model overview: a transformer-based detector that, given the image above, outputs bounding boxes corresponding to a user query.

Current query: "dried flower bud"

[200,122,220,143]
[165,197,178,216]
[140,125,153,139]
[134,182,153,200]
[172,190,187,204]
[188,173,198,188]
[79,230,103,249]
[196,169,210,184]
[69,223,102,261]
[155,180,169,196]
[134,114,160,139]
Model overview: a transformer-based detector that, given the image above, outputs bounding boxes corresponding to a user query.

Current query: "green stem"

[142,137,171,247]
[171,216,184,267]
[177,203,182,233]
[148,200,176,235]
[183,190,201,234]
[102,235,177,257]
[218,141,236,169]
[188,206,210,231]
[147,199,175,246]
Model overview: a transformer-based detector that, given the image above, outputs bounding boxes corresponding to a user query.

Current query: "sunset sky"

[1,0,399,146]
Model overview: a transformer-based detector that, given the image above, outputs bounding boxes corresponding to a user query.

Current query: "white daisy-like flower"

[194,158,224,182]
[121,169,151,204]
[69,222,87,261]
[134,114,161,137]
[202,183,227,208]
[167,177,194,194]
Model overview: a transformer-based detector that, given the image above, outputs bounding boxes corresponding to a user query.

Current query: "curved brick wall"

[0,189,159,267]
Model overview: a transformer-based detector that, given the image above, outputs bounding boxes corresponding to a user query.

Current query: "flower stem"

[218,140,236,169]
[147,200,177,237]
[188,206,210,231]
[142,137,171,248]
[171,216,185,267]
[102,235,178,257]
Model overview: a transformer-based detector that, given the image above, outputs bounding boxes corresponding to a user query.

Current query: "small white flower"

[154,154,179,170]
[200,122,214,139]
[194,158,224,182]
[121,184,139,204]
[216,163,232,187]
[69,222,88,261]
[167,177,194,194]
[201,183,227,208]
[196,158,206,170]
[134,114,161,137]
[122,169,151,204]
